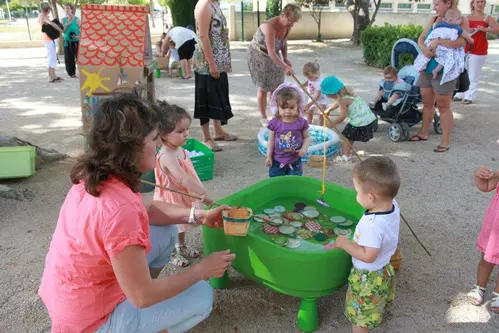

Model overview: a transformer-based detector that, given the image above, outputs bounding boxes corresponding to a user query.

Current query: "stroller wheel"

[388,123,404,142]
[372,117,379,132]
[400,122,410,141]
[433,114,442,134]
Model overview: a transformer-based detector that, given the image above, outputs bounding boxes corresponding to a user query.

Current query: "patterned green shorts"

[344,264,396,328]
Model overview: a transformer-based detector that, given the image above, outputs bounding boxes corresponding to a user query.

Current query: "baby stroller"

[370,38,442,142]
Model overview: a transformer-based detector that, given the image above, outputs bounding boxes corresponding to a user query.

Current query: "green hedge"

[360,23,424,69]
[165,0,197,28]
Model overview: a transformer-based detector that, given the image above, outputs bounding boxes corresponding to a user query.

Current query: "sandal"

[177,245,200,258]
[203,139,223,152]
[49,77,62,83]
[453,97,463,102]
[461,99,472,105]
[467,284,486,305]
[169,251,190,267]
[433,145,449,153]
[409,134,428,142]
[333,155,352,164]
[490,292,499,313]
[214,133,238,141]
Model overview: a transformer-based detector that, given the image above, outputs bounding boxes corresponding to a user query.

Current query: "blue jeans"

[96,225,213,333]
[269,159,303,177]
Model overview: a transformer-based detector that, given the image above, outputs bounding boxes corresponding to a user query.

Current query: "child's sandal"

[178,245,200,258]
[169,251,190,267]
[490,292,499,313]
[467,284,486,305]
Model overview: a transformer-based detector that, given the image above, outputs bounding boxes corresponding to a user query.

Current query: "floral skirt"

[344,264,396,328]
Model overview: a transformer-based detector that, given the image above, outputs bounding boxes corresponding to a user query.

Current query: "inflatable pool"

[257,125,341,162]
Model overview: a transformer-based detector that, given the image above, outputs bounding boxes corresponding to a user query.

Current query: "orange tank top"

[466,15,489,55]
[153,147,202,209]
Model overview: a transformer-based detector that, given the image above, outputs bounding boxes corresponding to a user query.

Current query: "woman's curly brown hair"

[70,93,159,196]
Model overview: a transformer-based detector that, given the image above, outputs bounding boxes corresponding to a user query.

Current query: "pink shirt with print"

[38,177,151,333]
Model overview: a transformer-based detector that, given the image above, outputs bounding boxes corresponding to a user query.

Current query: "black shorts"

[177,39,197,60]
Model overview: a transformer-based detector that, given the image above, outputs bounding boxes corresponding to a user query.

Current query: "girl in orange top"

[154,101,213,267]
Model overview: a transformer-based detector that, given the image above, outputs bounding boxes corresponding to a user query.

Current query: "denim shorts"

[269,158,303,177]
[95,225,213,333]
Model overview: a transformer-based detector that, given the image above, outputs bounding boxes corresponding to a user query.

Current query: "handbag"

[455,44,471,93]
[41,19,63,40]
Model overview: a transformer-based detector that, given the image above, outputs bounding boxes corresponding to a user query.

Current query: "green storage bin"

[182,138,214,181]
[0,146,36,179]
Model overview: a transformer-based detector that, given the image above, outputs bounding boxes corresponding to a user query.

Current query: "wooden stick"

[292,74,432,256]
[140,179,222,207]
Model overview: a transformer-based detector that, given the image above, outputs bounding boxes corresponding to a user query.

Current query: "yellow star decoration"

[80,67,111,96]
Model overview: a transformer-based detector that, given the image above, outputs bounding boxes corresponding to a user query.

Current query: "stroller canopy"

[391,38,421,69]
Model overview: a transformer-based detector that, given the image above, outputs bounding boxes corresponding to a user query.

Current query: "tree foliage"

[265,0,281,19]
[296,0,330,42]
[162,0,197,27]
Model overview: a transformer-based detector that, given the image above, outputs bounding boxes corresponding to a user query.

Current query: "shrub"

[360,23,424,69]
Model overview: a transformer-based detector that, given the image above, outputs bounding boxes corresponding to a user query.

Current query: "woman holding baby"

[410,0,468,153]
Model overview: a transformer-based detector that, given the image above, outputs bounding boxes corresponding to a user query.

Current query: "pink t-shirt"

[38,177,151,333]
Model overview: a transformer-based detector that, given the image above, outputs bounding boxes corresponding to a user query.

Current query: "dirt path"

[1,40,499,332]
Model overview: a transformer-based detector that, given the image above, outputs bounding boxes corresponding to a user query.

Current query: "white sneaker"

[333,155,352,164]
[382,103,388,111]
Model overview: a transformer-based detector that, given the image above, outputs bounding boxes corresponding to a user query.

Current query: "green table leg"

[209,271,230,289]
[297,297,319,332]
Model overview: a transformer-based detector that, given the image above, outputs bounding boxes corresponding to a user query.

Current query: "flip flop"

[433,145,449,153]
[49,78,62,83]
[409,135,428,142]
[214,133,238,141]
[203,139,223,152]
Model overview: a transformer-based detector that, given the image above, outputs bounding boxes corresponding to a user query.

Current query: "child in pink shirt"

[154,101,213,267]
[467,166,499,313]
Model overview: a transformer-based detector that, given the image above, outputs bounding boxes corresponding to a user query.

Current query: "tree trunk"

[149,0,155,28]
[346,0,371,45]
[50,0,64,55]
[317,12,322,41]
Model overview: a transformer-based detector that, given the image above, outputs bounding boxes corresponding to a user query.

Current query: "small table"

[203,176,362,332]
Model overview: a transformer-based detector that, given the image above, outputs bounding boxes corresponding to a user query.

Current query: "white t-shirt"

[307,77,329,105]
[166,27,197,48]
[351,200,400,271]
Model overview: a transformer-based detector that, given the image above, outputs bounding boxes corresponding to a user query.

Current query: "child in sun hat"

[321,76,376,163]
[265,82,311,177]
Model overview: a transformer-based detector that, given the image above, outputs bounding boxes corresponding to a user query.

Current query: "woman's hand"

[284,65,294,76]
[209,62,220,79]
[283,58,292,67]
[422,45,435,58]
[477,25,488,32]
[195,250,236,279]
[201,205,230,228]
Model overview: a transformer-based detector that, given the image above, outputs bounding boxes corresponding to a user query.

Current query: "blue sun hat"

[321,76,345,95]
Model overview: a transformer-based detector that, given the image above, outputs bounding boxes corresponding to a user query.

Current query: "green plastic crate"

[182,138,214,181]
[0,146,36,179]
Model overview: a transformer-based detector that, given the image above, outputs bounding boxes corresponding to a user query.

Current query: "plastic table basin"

[202,176,364,332]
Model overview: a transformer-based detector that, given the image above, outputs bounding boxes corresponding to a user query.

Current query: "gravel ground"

[1,40,499,333]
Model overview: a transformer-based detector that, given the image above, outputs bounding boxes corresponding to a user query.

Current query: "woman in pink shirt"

[38,93,235,333]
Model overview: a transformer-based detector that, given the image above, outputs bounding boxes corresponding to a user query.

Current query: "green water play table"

[202,176,364,332]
